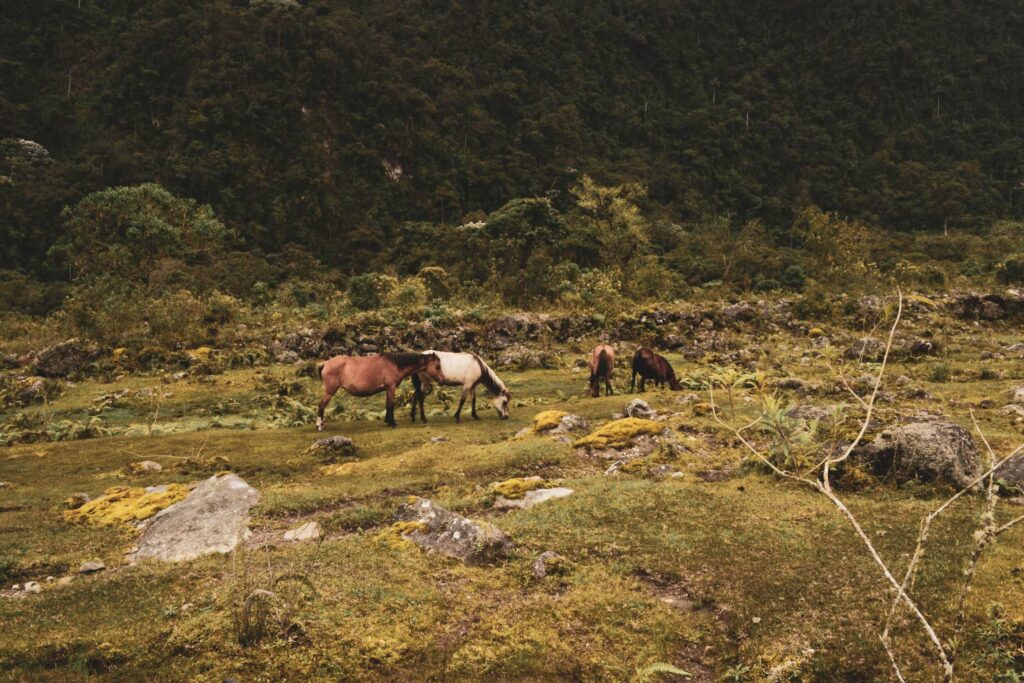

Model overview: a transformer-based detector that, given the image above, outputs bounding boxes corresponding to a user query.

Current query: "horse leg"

[631,370,637,393]
[454,387,470,422]
[385,385,397,427]
[605,374,613,396]
[316,388,336,432]
[410,375,421,422]
[471,387,479,420]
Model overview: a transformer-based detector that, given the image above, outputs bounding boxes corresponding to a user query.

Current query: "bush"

[753,278,780,292]
[347,273,397,311]
[997,254,1024,284]
[146,289,207,347]
[929,363,952,382]
[417,266,451,300]
[781,265,807,290]
[385,277,428,309]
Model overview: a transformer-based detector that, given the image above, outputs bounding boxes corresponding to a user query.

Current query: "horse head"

[423,352,446,384]
[493,389,511,419]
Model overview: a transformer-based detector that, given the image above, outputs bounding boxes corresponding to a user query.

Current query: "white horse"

[411,350,511,422]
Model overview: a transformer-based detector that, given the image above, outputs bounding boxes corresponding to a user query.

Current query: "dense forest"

[2,0,1024,284]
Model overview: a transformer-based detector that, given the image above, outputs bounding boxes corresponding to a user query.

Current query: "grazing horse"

[631,347,682,392]
[589,344,615,397]
[410,351,511,422]
[315,352,445,430]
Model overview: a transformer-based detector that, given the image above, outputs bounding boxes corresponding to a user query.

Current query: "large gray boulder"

[130,474,259,562]
[624,399,654,419]
[858,414,981,488]
[996,456,1024,492]
[393,497,512,565]
[33,339,103,378]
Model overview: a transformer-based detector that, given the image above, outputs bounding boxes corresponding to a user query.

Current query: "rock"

[787,405,831,423]
[0,481,11,490]
[776,377,806,391]
[895,375,914,387]
[532,551,569,579]
[33,338,103,378]
[548,414,591,436]
[129,460,162,474]
[494,345,550,371]
[11,584,19,591]
[624,399,654,419]
[392,497,512,565]
[907,339,941,357]
[429,436,449,444]
[305,435,356,462]
[995,455,1024,492]
[283,521,322,542]
[23,581,40,594]
[845,337,885,362]
[63,492,91,509]
[494,487,574,510]
[78,560,105,574]
[857,414,981,488]
[131,473,259,563]
[1012,387,1024,405]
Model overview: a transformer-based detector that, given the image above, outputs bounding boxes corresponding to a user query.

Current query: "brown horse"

[589,344,615,397]
[630,347,682,392]
[315,352,445,430]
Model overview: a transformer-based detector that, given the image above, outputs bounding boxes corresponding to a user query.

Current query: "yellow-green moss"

[574,418,662,449]
[532,410,569,432]
[490,477,549,499]
[319,463,357,476]
[618,459,650,475]
[188,346,216,361]
[389,520,429,536]
[112,347,128,360]
[64,484,189,527]
[691,402,713,417]
[808,327,825,338]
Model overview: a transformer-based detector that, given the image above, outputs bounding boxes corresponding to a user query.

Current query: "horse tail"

[596,349,611,376]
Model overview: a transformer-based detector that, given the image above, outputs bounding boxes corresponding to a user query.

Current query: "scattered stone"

[23,581,40,594]
[305,435,356,462]
[1012,387,1024,405]
[429,436,449,444]
[128,460,162,474]
[45,576,54,582]
[283,521,322,542]
[895,375,914,387]
[11,584,19,591]
[624,399,654,419]
[532,551,570,579]
[787,404,832,423]
[78,561,106,574]
[776,377,806,391]
[0,481,12,490]
[392,497,512,565]
[845,337,885,362]
[857,414,981,488]
[752,616,762,624]
[548,414,591,436]
[995,455,1024,492]
[130,473,259,563]
[494,487,574,510]
[907,339,940,357]
[180,602,194,612]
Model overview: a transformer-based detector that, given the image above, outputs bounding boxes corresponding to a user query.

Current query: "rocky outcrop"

[392,497,512,565]
[624,399,655,419]
[305,435,356,462]
[856,414,981,488]
[130,474,259,563]
[33,339,103,378]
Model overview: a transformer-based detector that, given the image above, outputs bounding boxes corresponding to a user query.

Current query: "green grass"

[1,335,1024,680]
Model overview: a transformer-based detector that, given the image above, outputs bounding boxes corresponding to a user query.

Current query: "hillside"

[3,0,1024,273]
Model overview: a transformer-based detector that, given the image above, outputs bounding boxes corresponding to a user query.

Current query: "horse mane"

[471,353,508,396]
[383,352,432,370]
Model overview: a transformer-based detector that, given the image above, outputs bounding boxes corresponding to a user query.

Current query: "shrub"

[781,265,807,290]
[146,289,207,347]
[416,266,451,300]
[385,277,428,309]
[753,278,780,292]
[929,364,952,382]
[997,254,1024,284]
[347,273,397,311]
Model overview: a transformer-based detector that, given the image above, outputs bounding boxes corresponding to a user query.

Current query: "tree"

[50,184,232,284]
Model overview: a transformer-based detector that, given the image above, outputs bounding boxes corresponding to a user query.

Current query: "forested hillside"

[3,0,1024,276]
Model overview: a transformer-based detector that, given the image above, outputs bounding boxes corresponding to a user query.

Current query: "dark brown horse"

[589,344,615,397]
[630,347,682,392]
[316,352,445,430]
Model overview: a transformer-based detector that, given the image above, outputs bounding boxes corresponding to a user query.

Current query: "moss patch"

[490,476,550,499]
[574,417,662,449]
[532,410,569,431]
[64,484,189,527]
